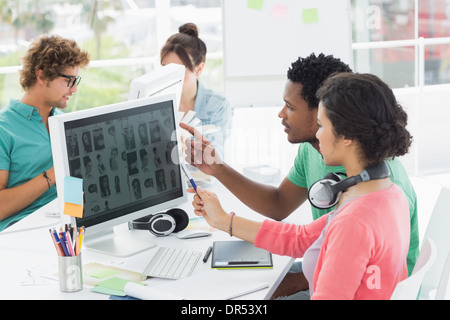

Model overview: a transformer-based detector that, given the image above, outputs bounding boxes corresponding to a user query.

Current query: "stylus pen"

[181,163,198,194]
[203,246,213,263]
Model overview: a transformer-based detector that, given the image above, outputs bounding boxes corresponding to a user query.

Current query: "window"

[352,0,450,88]
[0,0,448,111]
[1,0,449,176]
[0,0,223,112]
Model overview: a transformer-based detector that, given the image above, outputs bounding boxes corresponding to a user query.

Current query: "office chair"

[391,238,436,300]
[418,187,450,299]
[435,251,450,299]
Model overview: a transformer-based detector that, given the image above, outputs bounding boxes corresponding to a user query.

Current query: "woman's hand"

[188,187,262,243]
[188,187,228,230]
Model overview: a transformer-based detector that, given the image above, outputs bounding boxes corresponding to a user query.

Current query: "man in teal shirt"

[180,53,419,298]
[0,35,90,231]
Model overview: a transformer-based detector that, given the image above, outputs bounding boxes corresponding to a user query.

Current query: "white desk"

[0,181,311,300]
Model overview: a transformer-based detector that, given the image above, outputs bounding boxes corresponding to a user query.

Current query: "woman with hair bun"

[190,72,412,300]
[161,23,231,158]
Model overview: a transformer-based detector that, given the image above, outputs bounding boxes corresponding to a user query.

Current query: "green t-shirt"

[287,142,419,275]
[0,100,60,231]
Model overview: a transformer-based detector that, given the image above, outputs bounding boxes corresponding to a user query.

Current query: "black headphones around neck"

[308,161,390,210]
[128,208,189,237]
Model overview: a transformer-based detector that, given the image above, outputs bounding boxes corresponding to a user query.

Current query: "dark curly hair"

[317,73,412,165]
[20,34,90,91]
[287,53,352,109]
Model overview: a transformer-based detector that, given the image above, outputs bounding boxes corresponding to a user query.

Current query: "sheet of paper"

[198,124,220,135]
[188,117,202,128]
[124,283,184,300]
[180,110,196,125]
[176,111,185,124]
[125,270,268,300]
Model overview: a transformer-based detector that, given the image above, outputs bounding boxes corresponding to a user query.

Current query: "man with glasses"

[0,35,90,231]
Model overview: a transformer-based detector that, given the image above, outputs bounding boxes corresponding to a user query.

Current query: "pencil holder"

[58,254,83,292]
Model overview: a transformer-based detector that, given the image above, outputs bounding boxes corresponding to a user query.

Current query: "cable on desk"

[0,221,58,235]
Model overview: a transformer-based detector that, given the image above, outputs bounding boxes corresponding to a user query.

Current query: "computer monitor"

[49,94,187,257]
[128,63,185,109]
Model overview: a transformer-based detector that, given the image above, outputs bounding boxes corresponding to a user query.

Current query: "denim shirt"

[194,82,232,158]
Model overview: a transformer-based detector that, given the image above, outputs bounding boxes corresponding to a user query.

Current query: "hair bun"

[179,23,199,38]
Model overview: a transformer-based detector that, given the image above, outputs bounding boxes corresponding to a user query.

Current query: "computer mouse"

[176,229,212,239]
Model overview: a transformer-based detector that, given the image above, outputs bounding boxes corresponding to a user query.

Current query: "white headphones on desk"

[308,161,390,210]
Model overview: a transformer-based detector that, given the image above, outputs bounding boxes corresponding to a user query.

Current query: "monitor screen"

[49,94,187,256]
[66,100,182,227]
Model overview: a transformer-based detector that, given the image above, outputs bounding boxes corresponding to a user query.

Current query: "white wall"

[395,84,450,176]
[225,85,450,178]
[225,106,298,176]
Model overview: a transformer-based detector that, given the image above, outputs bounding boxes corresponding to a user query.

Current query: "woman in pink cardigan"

[190,73,412,300]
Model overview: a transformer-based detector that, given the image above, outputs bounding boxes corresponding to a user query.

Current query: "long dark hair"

[317,73,412,165]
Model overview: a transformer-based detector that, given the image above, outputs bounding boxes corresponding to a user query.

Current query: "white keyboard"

[141,247,202,280]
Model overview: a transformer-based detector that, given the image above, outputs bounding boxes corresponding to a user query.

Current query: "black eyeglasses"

[59,73,81,89]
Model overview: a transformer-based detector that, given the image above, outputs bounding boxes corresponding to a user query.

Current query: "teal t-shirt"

[0,99,60,231]
[287,142,419,275]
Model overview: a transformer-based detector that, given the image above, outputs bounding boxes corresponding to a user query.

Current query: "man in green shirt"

[180,53,419,298]
[0,35,90,231]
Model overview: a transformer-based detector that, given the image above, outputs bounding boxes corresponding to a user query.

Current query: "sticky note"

[272,4,288,19]
[64,176,83,205]
[302,8,319,24]
[248,0,264,11]
[63,176,84,218]
[63,202,83,218]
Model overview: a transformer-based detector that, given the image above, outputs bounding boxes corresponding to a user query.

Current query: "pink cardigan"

[255,185,410,300]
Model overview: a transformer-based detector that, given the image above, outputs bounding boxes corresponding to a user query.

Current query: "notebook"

[211,240,273,269]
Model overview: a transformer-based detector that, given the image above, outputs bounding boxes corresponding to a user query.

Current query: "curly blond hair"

[20,34,90,91]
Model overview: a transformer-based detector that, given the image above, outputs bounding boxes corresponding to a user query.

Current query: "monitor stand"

[83,228,157,257]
